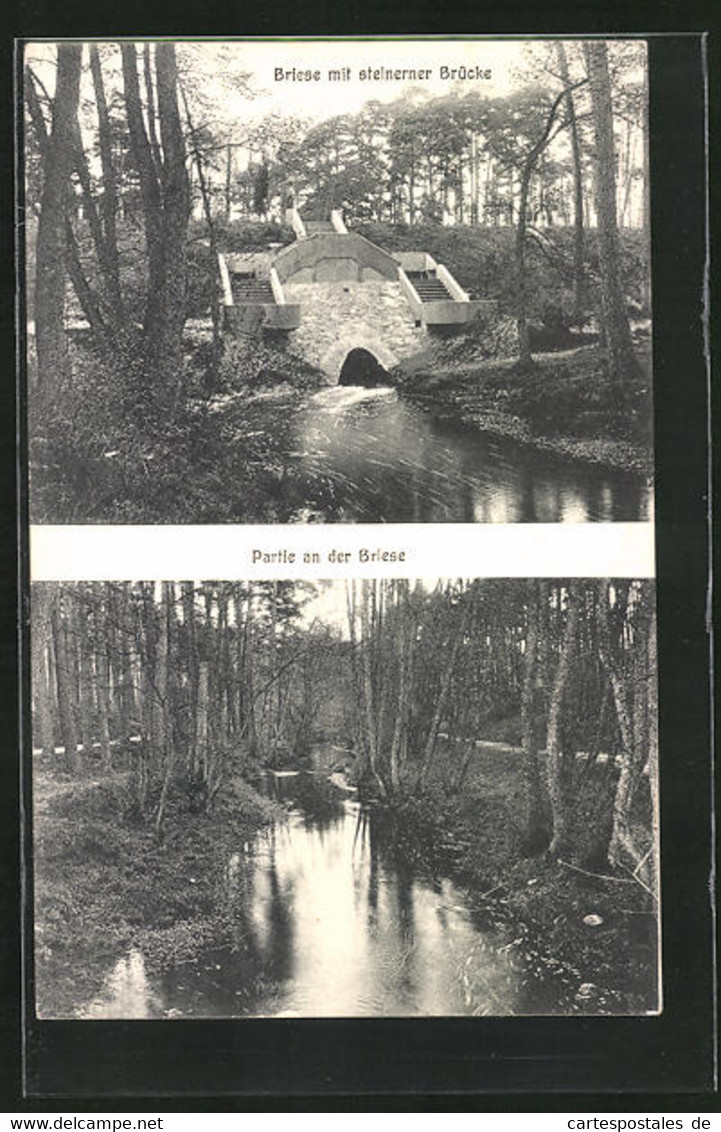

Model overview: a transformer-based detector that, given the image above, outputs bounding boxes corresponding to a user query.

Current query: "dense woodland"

[32,578,658,886]
[24,41,651,522]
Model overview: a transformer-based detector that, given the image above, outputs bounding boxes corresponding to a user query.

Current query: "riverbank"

[392,739,658,1014]
[32,759,282,1017]
[32,743,658,1017]
[29,334,326,524]
[30,320,651,522]
[396,339,653,476]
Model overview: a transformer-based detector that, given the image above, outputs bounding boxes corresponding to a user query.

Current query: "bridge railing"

[218,252,301,332]
[399,255,497,326]
[330,209,348,234]
[268,267,302,329]
[286,206,307,240]
[436,262,470,302]
[397,265,425,321]
[217,252,234,307]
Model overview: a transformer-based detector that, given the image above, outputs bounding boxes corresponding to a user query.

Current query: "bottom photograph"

[29,578,659,1019]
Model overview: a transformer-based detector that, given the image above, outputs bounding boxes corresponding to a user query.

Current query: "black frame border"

[4,20,716,1108]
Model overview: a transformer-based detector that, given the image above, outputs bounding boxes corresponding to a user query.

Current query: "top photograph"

[22,37,653,524]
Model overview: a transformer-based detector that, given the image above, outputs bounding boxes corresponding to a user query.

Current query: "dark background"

[2,2,717,1110]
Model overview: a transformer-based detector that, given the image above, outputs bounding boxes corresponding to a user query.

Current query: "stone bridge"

[219,210,496,384]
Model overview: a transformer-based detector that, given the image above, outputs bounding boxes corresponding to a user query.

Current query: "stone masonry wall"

[282,280,428,381]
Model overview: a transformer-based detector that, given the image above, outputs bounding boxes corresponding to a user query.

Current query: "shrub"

[28,329,326,523]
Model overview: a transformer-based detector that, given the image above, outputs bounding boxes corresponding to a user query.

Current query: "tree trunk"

[64,83,126,345]
[180,84,222,392]
[121,42,163,299]
[408,158,415,225]
[51,589,80,772]
[583,41,640,387]
[153,43,190,391]
[25,68,110,344]
[113,583,136,740]
[76,591,96,751]
[596,580,649,872]
[360,582,380,783]
[31,585,55,754]
[546,582,579,857]
[96,584,112,770]
[154,584,176,840]
[345,581,364,758]
[135,583,157,816]
[62,218,115,345]
[225,144,232,221]
[515,161,534,367]
[522,580,547,850]
[417,599,469,791]
[182,581,199,774]
[34,44,82,390]
[244,588,259,759]
[143,44,164,176]
[89,45,124,320]
[121,43,189,401]
[388,582,413,795]
[555,42,586,325]
[155,581,170,758]
[196,661,210,805]
[514,81,584,368]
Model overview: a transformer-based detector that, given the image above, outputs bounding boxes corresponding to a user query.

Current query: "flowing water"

[81,766,561,1019]
[281,386,651,523]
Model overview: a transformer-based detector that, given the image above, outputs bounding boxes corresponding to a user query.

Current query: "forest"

[24,40,653,524]
[32,578,659,1018]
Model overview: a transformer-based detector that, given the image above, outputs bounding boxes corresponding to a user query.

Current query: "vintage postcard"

[22,38,662,1029]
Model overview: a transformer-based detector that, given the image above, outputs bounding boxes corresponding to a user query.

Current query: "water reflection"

[229,775,503,1017]
[80,949,162,1019]
[284,387,651,523]
[81,772,524,1018]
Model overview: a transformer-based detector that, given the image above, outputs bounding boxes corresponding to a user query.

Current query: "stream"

[281,386,651,523]
[80,762,569,1019]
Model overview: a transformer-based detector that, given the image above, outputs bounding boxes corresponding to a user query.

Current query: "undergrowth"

[33,761,282,1017]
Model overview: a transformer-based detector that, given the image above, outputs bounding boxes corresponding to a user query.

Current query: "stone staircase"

[219,252,301,330]
[231,273,275,304]
[405,270,453,302]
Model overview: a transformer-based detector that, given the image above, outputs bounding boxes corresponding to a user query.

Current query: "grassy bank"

[396,336,653,476]
[28,334,326,524]
[32,759,282,1018]
[389,739,658,1015]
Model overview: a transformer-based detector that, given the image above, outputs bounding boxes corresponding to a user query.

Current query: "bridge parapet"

[272,231,400,284]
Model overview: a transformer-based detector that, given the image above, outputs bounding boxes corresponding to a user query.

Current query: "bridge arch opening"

[338,347,389,388]
[320,326,400,383]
